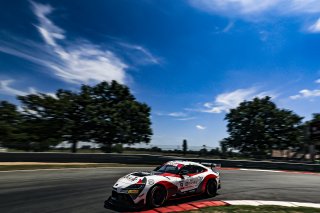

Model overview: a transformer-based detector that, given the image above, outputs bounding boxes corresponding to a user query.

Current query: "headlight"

[125,184,145,189]
[127,189,140,194]
[120,177,147,195]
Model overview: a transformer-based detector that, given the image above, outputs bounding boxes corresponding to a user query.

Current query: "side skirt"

[169,192,204,200]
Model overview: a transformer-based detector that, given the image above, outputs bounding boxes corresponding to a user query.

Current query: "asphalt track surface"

[1,167,320,213]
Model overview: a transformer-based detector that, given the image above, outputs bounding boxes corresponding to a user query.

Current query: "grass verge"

[185,205,320,213]
[0,163,154,171]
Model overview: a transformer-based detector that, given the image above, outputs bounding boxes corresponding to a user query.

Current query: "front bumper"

[218,179,221,189]
[104,190,145,209]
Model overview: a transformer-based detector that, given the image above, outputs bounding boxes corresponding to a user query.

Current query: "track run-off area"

[0,167,320,213]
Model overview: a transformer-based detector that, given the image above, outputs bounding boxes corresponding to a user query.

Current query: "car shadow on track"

[104,193,221,212]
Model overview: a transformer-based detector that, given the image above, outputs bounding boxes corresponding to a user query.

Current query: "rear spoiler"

[200,162,221,170]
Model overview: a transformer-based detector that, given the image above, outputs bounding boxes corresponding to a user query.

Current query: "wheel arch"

[154,181,178,199]
[146,184,168,208]
[149,183,167,195]
[197,174,218,193]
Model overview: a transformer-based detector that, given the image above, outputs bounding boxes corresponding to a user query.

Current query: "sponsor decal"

[148,179,155,185]
[181,176,203,188]
[123,175,138,182]
[165,162,184,168]
[190,177,202,185]
[128,190,140,194]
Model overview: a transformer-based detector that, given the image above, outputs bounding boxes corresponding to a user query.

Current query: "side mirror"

[179,170,188,175]
[153,166,161,171]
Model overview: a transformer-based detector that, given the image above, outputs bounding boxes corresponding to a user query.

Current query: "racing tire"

[205,179,217,197]
[104,197,113,209]
[147,185,167,208]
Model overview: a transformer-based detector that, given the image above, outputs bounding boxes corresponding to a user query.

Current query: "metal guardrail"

[0,152,319,172]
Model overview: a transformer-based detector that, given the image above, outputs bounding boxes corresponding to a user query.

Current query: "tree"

[220,139,228,156]
[0,99,60,151]
[55,89,90,153]
[18,93,64,151]
[302,113,320,161]
[150,146,162,152]
[199,145,208,156]
[18,90,92,153]
[209,147,220,156]
[0,101,23,149]
[223,96,303,157]
[182,139,188,156]
[8,80,152,153]
[82,81,152,152]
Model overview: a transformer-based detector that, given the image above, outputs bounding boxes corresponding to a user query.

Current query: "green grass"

[0,163,155,171]
[185,205,320,213]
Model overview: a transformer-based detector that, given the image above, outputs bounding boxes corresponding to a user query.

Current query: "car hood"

[113,171,175,189]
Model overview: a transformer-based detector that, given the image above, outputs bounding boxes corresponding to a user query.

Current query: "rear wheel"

[147,185,167,208]
[205,179,217,197]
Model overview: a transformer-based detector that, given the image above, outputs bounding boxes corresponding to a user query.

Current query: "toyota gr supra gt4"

[105,160,221,209]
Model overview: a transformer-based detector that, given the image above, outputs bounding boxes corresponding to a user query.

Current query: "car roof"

[165,160,205,167]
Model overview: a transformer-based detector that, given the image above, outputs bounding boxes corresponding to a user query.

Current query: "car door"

[178,165,202,193]
[189,166,206,189]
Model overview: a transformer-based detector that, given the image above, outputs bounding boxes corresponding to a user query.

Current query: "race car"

[105,160,221,209]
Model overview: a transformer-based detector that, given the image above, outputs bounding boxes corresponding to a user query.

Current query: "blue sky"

[1,0,320,148]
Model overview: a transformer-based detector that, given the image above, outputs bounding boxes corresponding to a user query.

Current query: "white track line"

[224,200,320,208]
[238,168,320,176]
[239,168,283,173]
[290,202,320,208]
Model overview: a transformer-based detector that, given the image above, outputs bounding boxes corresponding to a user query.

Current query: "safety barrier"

[0,152,319,172]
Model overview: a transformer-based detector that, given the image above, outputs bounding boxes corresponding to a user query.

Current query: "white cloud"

[189,0,320,18]
[196,125,206,130]
[0,79,36,96]
[189,0,278,16]
[155,111,196,121]
[290,89,320,100]
[117,43,161,65]
[316,79,320,83]
[168,112,187,117]
[0,38,52,68]
[290,0,320,14]
[222,21,235,33]
[156,111,188,117]
[0,2,160,86]
[177,117,197,121]
[50,46,127,84]
[30,1,65,47]
[30,1,128,84]
[200,87,275,113]
[189,1,320,33]
[308,18,320,33]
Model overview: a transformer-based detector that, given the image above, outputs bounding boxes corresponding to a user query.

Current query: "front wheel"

[205,179,217,197]
[147,185,167,208]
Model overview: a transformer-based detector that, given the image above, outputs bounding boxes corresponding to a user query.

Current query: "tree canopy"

[0,101,24,149]
[222,96,303,156]
[81,81,152,152]
[0,81,152,152]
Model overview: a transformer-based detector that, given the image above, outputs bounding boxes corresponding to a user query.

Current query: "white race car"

[105,160,221,209]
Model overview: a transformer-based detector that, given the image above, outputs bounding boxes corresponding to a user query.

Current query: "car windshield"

[155,165,179,174]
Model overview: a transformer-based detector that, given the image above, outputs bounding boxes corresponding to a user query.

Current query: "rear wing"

[200,162,221,170]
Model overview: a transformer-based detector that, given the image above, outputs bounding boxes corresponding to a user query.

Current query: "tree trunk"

[71,141,77,153]
[105,143,112,153]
